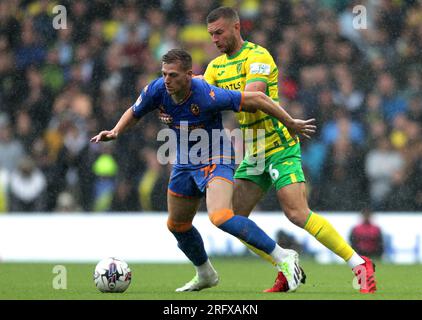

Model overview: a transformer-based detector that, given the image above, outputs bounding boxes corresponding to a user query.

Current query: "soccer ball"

[93,257,132,293]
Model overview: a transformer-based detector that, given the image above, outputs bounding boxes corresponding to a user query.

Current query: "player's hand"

[193,74,205,80]
[288,118,317,139]
[90,130,118,143]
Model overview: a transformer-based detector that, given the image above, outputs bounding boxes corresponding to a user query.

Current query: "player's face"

[207,18,239,55]
[161,62,192,95]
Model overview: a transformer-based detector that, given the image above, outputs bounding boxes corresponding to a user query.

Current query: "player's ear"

[233,21,240,32]
[186,69,193,77]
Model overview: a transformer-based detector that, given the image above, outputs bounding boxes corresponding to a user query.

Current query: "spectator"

[350,208,384,259]
[365,137,405,209]
[138,147,170,211]
[55,119,95,211]
[92,143,118,212]
[9,156,47,212]
[0,115,25,172]
[55,191,82,213]
[32,0,56,45]
[384,169,417,211]
[110,178,140,212]
[0,167,8,212]
[0,48,20,118]
[179,9,211,69]
[320,109,365,146]
[377,72,408,123]
[14,19,46,71]
[42,47,65,94]
[401,69,422,100]
[31,137,61,212]
[364,93,384,125]
[0,1,21,49]
[332,75,364,118]
[69,0,91,45]
[55,23,74,68]
[414,156,422,211]
[21,66,53,133]
[406,94,422,123]
[114,7,150,46]
[338,1,365,47]
[320,136,367,210]
[15,110,35,151]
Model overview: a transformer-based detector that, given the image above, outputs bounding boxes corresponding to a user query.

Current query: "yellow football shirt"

[204,41,297,157]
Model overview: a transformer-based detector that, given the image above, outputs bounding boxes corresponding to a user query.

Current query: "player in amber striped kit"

[204,7,376,293]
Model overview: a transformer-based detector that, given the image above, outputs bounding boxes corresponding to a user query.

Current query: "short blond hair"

[206,6,239,24]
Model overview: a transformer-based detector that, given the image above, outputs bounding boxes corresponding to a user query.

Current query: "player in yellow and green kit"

[204,30,304,194]
[203,6,377,293]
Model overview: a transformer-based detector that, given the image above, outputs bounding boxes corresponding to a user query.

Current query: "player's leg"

[167,190,203,266]
[232,162,280,263]
[206,175,304,292]
[232,156,269,217]
[167,168,219,292]
[266,144,358,263]
[232,178,265,217]
[167,191,219,292]
[275,173,376,293]
[207,178,277,259]
[231,161,306,292]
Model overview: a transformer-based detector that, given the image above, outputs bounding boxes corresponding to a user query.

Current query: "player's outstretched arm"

[241,91,316,139]
[90,107,139,143]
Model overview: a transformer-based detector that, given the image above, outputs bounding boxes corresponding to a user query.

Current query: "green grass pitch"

[1,257,421,300]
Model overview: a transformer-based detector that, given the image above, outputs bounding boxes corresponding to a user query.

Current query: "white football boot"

[175,271,219,292]
[275,249,305,292]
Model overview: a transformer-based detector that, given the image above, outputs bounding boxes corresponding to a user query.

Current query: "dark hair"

[206,6,239,24]
[162,49,192,71]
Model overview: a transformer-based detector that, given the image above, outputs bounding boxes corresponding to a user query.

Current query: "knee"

[208,208,234,227]
[284,208,308,228]
[167,218,192,233]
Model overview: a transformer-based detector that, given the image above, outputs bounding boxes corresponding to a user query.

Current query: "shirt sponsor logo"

[221,82,241,90]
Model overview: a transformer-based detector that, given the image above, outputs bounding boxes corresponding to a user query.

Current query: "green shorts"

[234,143,306,192]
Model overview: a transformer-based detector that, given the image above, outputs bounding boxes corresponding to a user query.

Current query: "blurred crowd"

[0,0,421,213]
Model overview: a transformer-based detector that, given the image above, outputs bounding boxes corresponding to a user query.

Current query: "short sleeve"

[131,79,161,118]
[207,84,243,113]
[244,50,275,85]
[204,63,216,85]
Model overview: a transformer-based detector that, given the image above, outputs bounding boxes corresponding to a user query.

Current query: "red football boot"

[263,271,289,292]
[264,267,306,293]
[353,256,377,293]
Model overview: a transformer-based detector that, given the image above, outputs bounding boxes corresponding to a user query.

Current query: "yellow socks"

[304,211,354,261]
[239,239,277,265]
[232,211,357,265]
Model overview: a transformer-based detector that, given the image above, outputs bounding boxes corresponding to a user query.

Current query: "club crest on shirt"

[190,104,200,116]
[236,62,242,74]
